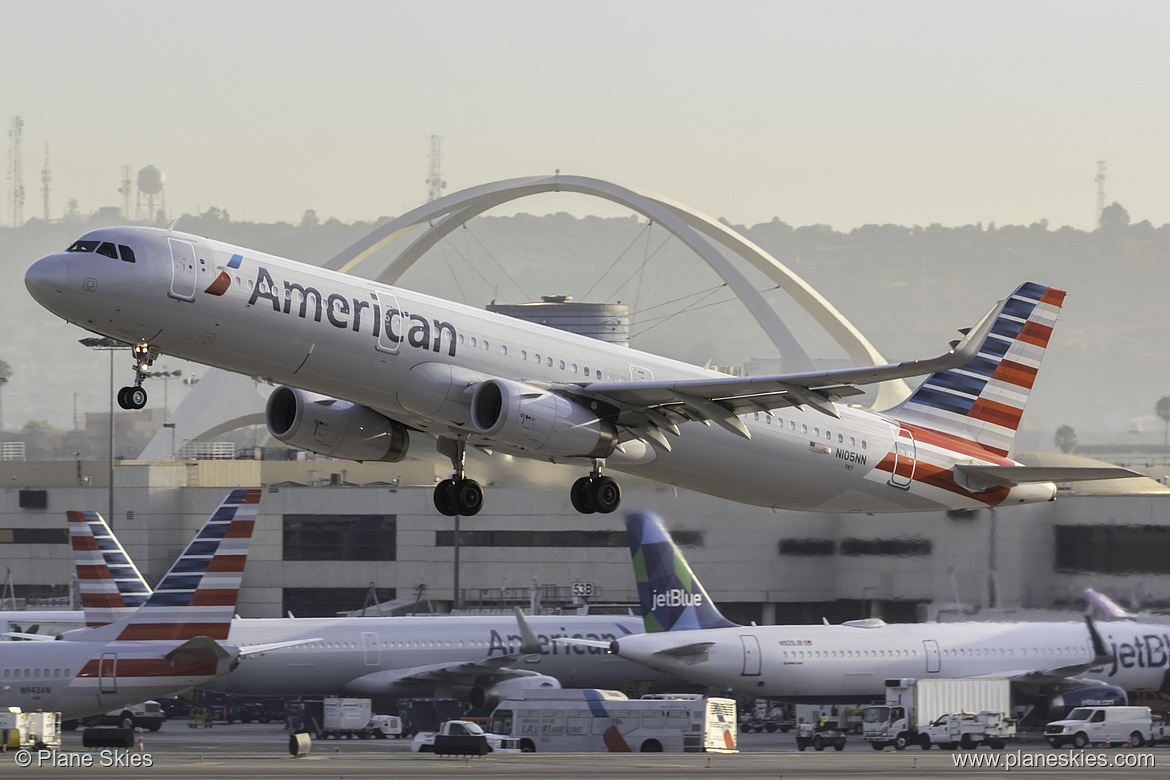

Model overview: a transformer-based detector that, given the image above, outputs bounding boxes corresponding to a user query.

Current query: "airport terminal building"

[3,452,1168,625]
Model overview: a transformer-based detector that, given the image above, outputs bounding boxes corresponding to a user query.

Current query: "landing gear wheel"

[434,479,458,516]
[592,476,621,513]
[454,478,483,516]
[571,477,597,514]
[117,386,147,410]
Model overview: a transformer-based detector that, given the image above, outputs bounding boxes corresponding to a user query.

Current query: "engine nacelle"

[1047,684,1127,720]
[469,378,617,459]
[469,674,561,712]
[266,386,409,463]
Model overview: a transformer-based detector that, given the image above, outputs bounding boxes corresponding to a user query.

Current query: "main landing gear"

[116,344,159,410]
[570,461,621,514]
[434,438,484,517]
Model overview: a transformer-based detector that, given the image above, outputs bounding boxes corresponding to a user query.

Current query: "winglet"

[1084,615,1114,666]
[513,607,542,655]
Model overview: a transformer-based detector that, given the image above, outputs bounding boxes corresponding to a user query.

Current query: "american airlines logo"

[653,589,703,609]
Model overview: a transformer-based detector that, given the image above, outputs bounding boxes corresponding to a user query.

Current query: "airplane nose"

[25,255,67,306]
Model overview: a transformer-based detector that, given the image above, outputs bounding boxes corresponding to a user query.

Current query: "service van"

[1044,706,1151,748]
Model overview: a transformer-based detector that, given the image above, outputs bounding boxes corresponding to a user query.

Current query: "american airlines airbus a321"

[25,226,1133,516]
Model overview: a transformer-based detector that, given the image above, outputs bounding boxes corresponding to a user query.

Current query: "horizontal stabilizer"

[654,641,715,664]
[953,464,1140,491]
[239,637,323,657]
[164,635,235,666]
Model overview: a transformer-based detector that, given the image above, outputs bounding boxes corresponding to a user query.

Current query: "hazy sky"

[2,0,1168,230]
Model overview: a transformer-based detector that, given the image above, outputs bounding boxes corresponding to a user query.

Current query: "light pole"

[79,337,130,526]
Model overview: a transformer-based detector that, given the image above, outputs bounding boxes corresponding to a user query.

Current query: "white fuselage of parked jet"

[605,620,1170,701]
[205,614,679,698]
[26,226,1065,514]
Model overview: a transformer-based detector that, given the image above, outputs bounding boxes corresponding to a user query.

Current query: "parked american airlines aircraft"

[564,513,1170,712]
[25,227,1133,515]
[0,490,292,720]
[61,506,685,708]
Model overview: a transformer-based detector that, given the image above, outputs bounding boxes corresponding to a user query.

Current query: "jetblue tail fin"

[68,510,152,627]
[890,282,1065,456]
[84,489,259,642]
[626,512,738,632]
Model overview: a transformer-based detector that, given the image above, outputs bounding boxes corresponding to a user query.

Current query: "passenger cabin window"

[96,242,119,259]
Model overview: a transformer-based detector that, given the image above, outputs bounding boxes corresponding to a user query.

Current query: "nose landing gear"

[434,437,484,517]
[116,344,159,410]
[571,461,621,514]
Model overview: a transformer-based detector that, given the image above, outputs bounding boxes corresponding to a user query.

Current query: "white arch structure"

[325,174,908,409]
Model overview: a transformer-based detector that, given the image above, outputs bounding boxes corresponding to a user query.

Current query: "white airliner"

[24,227,1133,515]
[0,490,290,720]
[563,512,1170,712]
[58,506,684,708]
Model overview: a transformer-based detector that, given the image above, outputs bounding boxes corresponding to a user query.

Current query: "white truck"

[411,719,521,755]
[862,678,1013,751]
[1044,706,1152,748]
[317,697,402,740]
[919,709,1015,750]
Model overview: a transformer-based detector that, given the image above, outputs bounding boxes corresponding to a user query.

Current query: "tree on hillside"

[1156,396,1170,447]
[1054,425,1077,454]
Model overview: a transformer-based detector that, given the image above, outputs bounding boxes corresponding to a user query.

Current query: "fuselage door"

[889,428,916,489]
[740,634,762,676]
[375,292,402,355]
[167,238,199,301]
[98,652,118,693]
[923,639,941,674]
[361,631,380,666]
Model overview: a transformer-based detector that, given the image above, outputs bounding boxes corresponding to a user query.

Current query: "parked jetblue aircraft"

[25,228,1133,515]
[0,490,290,720]
[565,512,1170,711]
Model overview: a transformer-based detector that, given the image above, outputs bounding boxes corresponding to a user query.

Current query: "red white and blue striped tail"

[68,509,152,627]
[108,488,260,642]
[890,282,1065,457]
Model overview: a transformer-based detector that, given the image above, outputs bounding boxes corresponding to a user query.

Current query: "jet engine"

[468,673,561,712]
[469,378,617,459]
[266,386,409,462]
[1046,684,1127,720]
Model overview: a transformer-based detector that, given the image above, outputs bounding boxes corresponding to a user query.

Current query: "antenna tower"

[7,116,24,227]
[426,134,446,202]
[40,143,51,221]
[1095,160,1106,228]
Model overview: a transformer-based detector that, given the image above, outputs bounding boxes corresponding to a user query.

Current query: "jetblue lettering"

[1106,632,1170,677]
[247,266,457,356]
[653,589,703,609]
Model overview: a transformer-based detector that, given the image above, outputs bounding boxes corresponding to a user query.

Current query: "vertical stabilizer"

[110,488,260,641]
[890,282,1065,456]
[626,512,738,632]
[68,510,152,627]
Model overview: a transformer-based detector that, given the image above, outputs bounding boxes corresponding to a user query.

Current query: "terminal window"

[1055,525,1170,574]
[283,514,396,561]
[839,538,932,557]
[0,528,69,544]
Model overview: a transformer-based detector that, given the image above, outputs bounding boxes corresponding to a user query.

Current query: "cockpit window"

[118,245,136,263]
[96,242,119,259]
[66,240,100,253]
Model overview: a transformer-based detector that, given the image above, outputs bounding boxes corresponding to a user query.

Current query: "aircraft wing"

[953,465,1141,490]
[344,655,550,695]
[553,298,1004,444]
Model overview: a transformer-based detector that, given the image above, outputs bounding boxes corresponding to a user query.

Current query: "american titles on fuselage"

[245,266,458,357]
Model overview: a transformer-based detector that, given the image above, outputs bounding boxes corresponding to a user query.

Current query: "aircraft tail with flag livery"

[68,509,152,627]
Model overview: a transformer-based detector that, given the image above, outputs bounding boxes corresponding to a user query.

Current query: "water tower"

[135,165,166,224]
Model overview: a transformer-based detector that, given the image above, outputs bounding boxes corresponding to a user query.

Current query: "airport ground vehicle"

[739,701,792,733]
[0,709,61,749]
[919,710,1014,750]
[862,678,1011,750]
[795,721,847,752]
[398,698,463,738]
[486,689,737,753]
[317,698,401,740]
[411,719,520,754]
[1045,706,1152,748]
[64,700,165,732]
